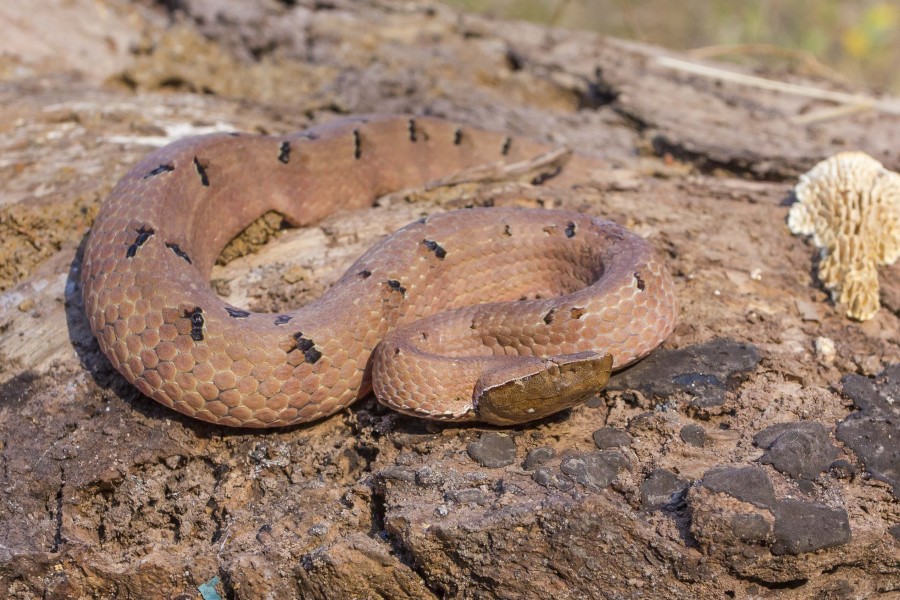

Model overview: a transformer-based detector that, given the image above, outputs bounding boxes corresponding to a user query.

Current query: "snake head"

[473,351,613,426]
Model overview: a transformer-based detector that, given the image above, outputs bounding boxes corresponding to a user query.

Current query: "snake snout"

[472,351,613,426]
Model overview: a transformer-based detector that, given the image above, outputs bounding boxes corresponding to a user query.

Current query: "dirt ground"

[0,1,898,598]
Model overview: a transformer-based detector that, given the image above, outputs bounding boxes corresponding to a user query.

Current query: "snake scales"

[81,115,677,427]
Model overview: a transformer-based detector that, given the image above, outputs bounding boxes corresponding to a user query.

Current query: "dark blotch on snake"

[143,164,174,179]
[423,239,447,259]
[634,272,645,291]
[501,137,512,156]
[387,279,406,296]
[292,333,322,364]
[408,119,418,142]
[565,222,577,238]
[274,315,292,326]
[165,242,192,264]
[278,141,291,164]
[293,333,315,352]
[358,269,372,279]
[126,227,154,258]
[453,128,463,145]
[186,307,205,341]
[193,156,210,187]
[543,308,556,324]
[353,129,362,159]
[225,307,250,319]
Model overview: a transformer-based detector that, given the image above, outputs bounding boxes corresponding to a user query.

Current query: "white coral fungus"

[788,151,900,321]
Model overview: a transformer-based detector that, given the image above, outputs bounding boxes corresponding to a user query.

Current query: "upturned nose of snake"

[81,115,677,428]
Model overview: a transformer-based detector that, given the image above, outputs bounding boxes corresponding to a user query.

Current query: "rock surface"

[1,0,899,598]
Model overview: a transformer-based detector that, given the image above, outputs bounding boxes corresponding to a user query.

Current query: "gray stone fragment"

[414,466,444,487]
[829,459,856,479]
[889,524,900,542]
[467,433,517,468]
[532,466,574,491]
[641,468,689,509]
[522,446,555,470]
[753,421,839,480]
[837,365,900,497]
[607,339,761,405]
[679,423,707,447]
[700,465,775,508]
[771,499,851,555]
[560,450,630,492]
[731,513,770,544]
[445,488,490,506]
[377,466,416,482]
[592,427,632,449]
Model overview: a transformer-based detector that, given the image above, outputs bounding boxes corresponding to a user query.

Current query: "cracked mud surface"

[0,0,898,598]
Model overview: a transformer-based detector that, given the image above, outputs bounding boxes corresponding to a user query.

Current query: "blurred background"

[441,0,900,93]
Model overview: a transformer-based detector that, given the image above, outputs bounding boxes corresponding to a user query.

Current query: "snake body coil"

[82,115,676,427]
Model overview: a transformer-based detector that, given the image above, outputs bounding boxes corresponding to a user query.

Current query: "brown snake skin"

[81,115,677,427]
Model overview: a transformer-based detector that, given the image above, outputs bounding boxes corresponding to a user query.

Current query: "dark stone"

[753,421,839,480]
[532,466,574,491]
[377,466,416,482]
[829,459,856,479]
[606,339,760,407]
[770,499,851,555]
[700,465,775,508]
[467,433,517,468]
[414,466,444,487]
[522,447,556,470]
[679,423,707,447]
[445,488,490,506]
[889,524,900,543]
[641,468,689,509]
[559,450,630,492]
[837,365,900,497]
[672,373,726,408]
[731,513,770,544]
[592,427,632,449]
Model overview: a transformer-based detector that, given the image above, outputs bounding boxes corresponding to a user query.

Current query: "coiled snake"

[82,115,676,427]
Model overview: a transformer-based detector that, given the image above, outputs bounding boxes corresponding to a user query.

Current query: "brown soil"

[0,1,898,599]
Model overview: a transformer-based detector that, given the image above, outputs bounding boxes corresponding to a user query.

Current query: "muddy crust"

[0,0,899,599]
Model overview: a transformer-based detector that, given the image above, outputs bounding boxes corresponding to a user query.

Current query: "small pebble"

[679,423,707,447]
[754,421,839,480]
[701,465,775,508]
[446,488,489,505]
[814,336,836,365]
[532,466,574,491]
[889,524,900,543]
[640,468,689,509]
[592,427,632,449]
[522,446,555,470]
[560,450,630,492]
[467,433,516,468]
[17,298,35,312]
[731,513,770,543]
[828,459,856,479]
[771,499,851,555]
[415,466,444,486]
